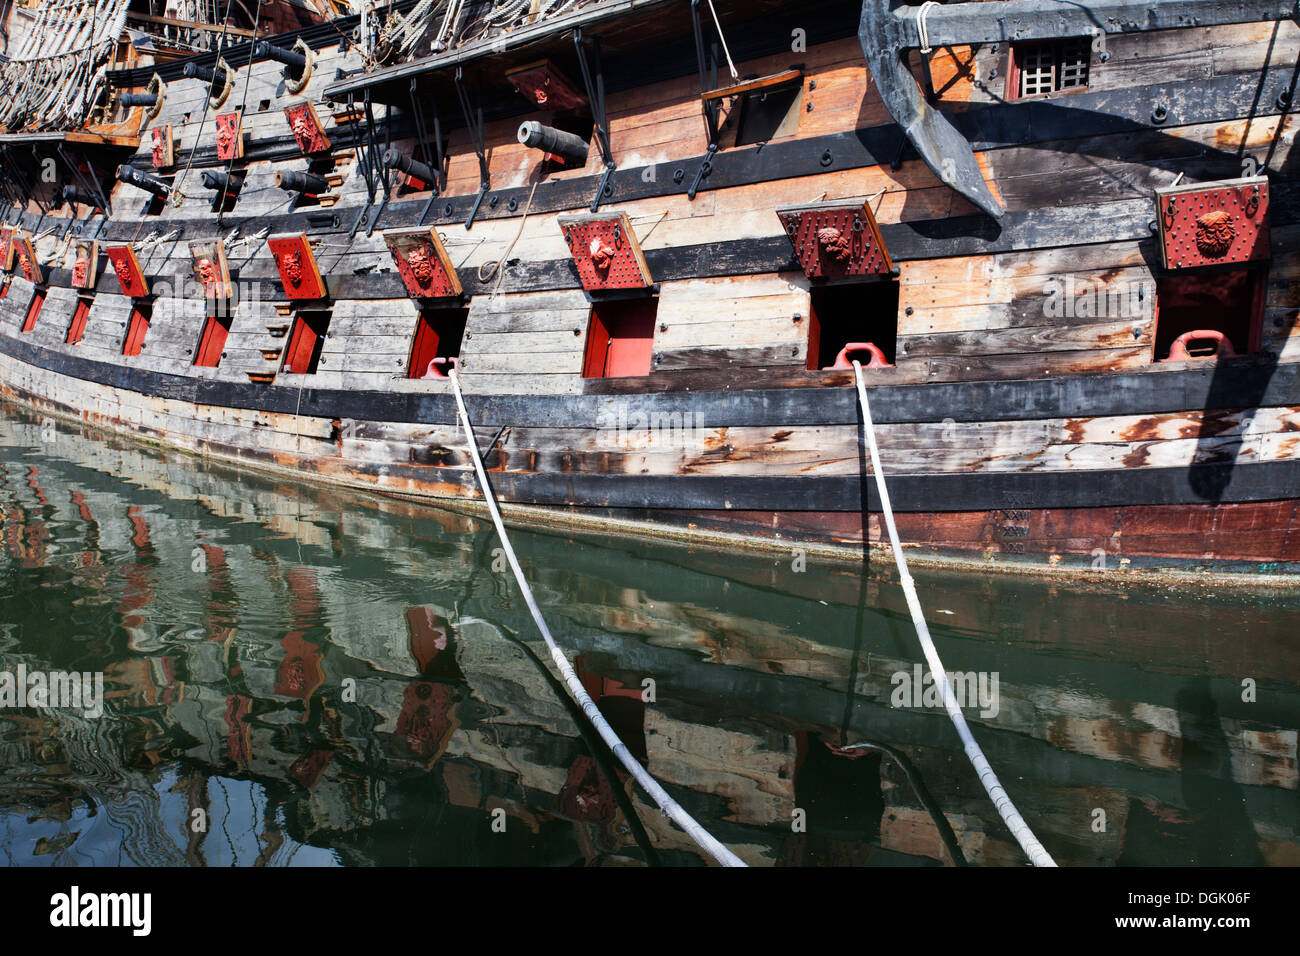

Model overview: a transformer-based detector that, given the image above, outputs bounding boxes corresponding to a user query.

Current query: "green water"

[0,402,1295,866]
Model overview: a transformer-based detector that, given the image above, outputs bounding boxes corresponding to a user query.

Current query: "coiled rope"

[447,368,746,867]
[851,360,1056,868]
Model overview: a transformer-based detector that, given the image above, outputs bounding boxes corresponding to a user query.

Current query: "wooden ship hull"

[1,0,1299,580]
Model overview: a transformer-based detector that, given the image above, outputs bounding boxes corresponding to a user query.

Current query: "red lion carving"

[589,236,616,272]
[197,257,218,290]
[1194,210,1236,258]
[17,247,33,281]
[152,128,167,167]
[817,226,852,263]
[407,245,435,284]
[280,250,304,287]
[217,121,234,155]
[72,257,88,287]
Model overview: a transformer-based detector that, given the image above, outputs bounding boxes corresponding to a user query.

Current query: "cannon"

[116,165,170,199]
[517,121,589,165]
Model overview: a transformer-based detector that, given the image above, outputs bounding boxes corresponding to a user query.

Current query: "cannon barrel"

[116,164,171,198]
[62,185,101,207]
[183,62,218,83]
[517,121,589,165]
[201,170,244,195]
[256,41,307,71]
[382,148,437,185]
[275,169,330,195]
[119,92,158,108]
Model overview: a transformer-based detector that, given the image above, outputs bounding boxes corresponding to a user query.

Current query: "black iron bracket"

[573,27,617,212]
[454,67,491,230]
[57,145,113,220]
[409,78,448,226]
[688,0,722,200]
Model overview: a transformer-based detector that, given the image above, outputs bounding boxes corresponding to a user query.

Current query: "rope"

[916,0,939,55]
[705,0,739,81]
[476,179,538,292]
[851,360,1056,868]
[446,368,746,868]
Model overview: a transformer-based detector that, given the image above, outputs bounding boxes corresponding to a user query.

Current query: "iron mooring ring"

[1151,105,1168,124]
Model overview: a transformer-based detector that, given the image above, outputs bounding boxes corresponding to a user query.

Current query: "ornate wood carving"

[776,199,893,278]
[71,239,98,290]
[1155,176,1270,269]
[506,60,588,111]
[284,103,331,155]
[151,125,174,169]
[215,110,243,161]
[383,228,461,299]
[189,240,232,300]
[268,234,327,300]
[558,213,652,291]
[106,245,149,298]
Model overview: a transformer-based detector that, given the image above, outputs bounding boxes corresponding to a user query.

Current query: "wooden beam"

[890,0,1299,49]
[126,11,261,38]
[701,69,803,102]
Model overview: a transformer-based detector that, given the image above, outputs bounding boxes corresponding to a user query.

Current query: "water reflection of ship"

[0,409,1296,866]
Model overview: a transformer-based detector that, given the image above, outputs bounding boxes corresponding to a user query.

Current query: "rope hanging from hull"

[852,360,1057,868]
[447,367,747,868]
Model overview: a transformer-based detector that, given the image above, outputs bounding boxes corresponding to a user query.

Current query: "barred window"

[1014,41,1090,98]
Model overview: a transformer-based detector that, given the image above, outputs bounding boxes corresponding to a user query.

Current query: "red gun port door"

[194,313,232,367]
[123,302,151,356]
[583,297,657,378]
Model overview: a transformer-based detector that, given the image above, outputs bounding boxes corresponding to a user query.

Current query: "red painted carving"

[279,249,303,288]
[817,226,851,262]
[106,245,149,297]
[215,112,241,161]
[777,201,892,278]
[1194,210,1236,258]
[15,241,35,283]
[0,228,11,270]
[268,235,326,300]
[384,229,461,299]
[284,103,330,155]
[151,127,169,168]
[506,61,587,112]
[197,257,218,291]
[559,214,651,291]
[589,236,616,273]
[72,257,88,287]
[1157,177,1269,269]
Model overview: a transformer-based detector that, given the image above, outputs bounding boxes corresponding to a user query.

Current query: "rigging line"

[217,0,264,229]
[851,359,1056,868]
[170,3,236,212]
[704,0,738,81]
[447,367,746,867]
[477,178,539,290]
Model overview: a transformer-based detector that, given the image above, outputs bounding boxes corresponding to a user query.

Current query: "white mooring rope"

[852,361,1057,868]
[447,369,746,867]
[916,0,940,55]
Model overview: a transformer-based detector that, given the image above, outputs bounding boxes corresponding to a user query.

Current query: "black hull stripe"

[464,463,1300,512]
[1,331,1297,428]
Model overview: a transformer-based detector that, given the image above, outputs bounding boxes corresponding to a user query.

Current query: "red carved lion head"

[279,249,304,287]
[589,236,616,272]
[407,245,435,284]
[72,257,88,286]
[817,226,852,263]
[197,256,218,289]
[1194,210,1236,258]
